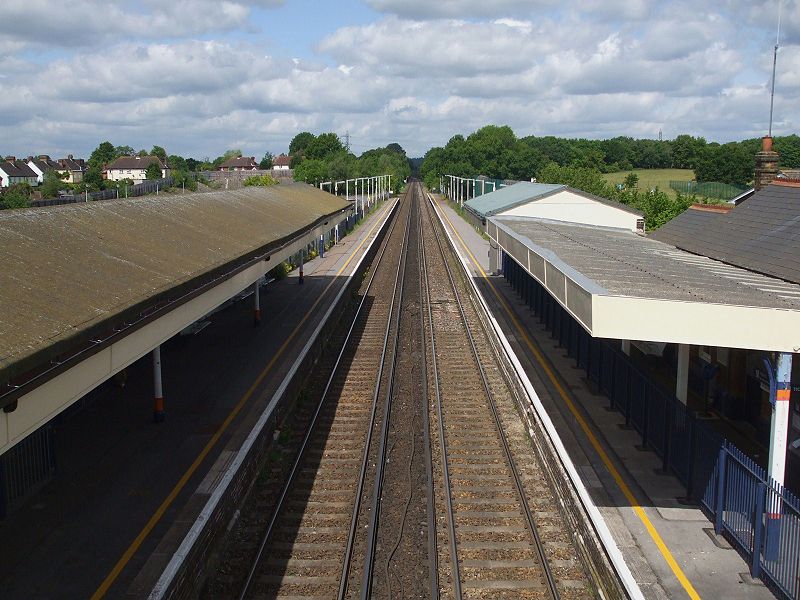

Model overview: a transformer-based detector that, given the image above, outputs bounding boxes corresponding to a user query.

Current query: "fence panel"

[629,369,647,435]
[760,484,800,600]
[668,402,691,486]
[646,387,669,456]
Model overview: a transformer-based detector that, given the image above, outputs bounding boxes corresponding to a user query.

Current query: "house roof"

[107,155,166,170]
[0,160,38,178]
[58,157,86,171]
[220,156,258,169]
[489,215,800,352]
[273,154,291,167]
[464,181,643,220]
[465,182,566,218]
[649,204,730,249]
[0,184,350,386]
[650,181,800,285]
[29,157,62,172]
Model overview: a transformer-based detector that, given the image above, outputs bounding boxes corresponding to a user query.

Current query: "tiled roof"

[650,182,800,284]
[107,156,165,170]
[273,154,291,167]
[220,156,258,169]
[0,160,38,178]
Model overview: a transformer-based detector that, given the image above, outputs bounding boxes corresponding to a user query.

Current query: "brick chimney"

[755,136,779,190]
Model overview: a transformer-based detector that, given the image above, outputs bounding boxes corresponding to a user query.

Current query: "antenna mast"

[768,1,782,137]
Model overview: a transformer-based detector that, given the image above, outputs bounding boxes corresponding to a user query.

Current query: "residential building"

[26,155,63,183]
[273,154,291,171]
[105,156,168,184]
[58,155,86,184]
[218,156,259,171]
[0,158,39,188]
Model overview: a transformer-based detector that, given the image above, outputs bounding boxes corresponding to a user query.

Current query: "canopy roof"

[0,184,349,384]
[490,215,800,352]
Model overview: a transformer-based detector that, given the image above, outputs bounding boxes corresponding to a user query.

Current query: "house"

[57,155,87,184]
[272,154,291,171]
[0,158,39,188]
[105,156,168,184]
[26,155,63,183]
[462,181,645,233]
[218,156,259,171]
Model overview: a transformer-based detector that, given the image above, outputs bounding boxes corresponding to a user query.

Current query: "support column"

[766,352,793,559]
[334,224,339,244]
[489,242,498,273]
[319,234,324,258]
[253,280,261,326]
[676,344,689,404]
[299,252,304,285]
[153,346,165,423]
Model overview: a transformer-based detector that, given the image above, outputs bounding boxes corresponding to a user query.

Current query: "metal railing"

[33,177,176,207]
[669,180,748,201]
[502,251,800,599]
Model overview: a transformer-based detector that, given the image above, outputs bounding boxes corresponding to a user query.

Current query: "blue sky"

[0,0,797,160]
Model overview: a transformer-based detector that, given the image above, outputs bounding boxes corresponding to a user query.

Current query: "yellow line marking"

[435,197,701,600]
[92,205,392,599]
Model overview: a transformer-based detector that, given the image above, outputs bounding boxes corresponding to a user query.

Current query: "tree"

[623,173,639,189]
[171,171,197,191]
[168,154,187,172]
[293,159,328,185]
[82,165,104,190]
[88,141,116,169]
[145,161,163,180]
[289,131,315,155]
[0,183,31,209]
[305,133,344,161]
[40,169,67,198]
[151,145,167,163]
[694,143,752,185]
[259,152,274,170]
[115,145,135,158]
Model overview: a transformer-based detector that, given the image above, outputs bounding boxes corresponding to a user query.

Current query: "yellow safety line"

[435,198,701,600]
[92,205,391,600]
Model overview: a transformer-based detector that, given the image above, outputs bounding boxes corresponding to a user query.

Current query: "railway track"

[236,192,412,599]
[418,183,593,599]
[209,182,603,599]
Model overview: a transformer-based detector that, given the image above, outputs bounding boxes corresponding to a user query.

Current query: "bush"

[243,174,279,187]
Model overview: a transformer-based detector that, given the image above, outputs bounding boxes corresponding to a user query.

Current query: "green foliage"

[0,183,31,209]
[171,171,197,191]
[694,143,753,186]
[623,173,639,189]
[259,152,274,170]
[269,261,292,280]
[293,159,328,185]
[289,132,315,155]
[88,141,116,169]
[40,169,67,198]
[168,154,187,172]
[115,145,134,158]
[213,149,242,169]
[82,165,104,190]
[145,161,162,180]
[305,133,345,161]
[243,174,279,187]
[150,145,167,162]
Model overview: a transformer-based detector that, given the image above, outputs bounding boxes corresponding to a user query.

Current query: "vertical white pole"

[253,280,261,326]
[676,344,690,404]
[769,352,793,488]
[153,346,164,422]
[621,340,631,355]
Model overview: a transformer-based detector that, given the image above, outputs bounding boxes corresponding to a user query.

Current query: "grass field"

[602,168,694,198]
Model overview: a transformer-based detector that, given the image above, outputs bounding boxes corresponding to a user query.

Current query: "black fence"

[32,177,176,207]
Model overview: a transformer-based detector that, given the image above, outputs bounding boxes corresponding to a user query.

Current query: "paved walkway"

[431,193,772,600]
[0,198,395,600]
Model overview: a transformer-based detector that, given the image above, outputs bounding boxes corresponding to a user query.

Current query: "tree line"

[420,125,800,188]
[288,132,411,193]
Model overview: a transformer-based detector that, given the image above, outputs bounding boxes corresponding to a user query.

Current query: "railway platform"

[430,193,774,599]
[0,197,396,600]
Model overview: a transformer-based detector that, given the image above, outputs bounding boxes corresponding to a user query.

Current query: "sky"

[0,0,798,160]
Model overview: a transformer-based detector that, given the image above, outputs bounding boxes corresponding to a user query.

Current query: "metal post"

[253,280,261,326]
[319,234,324,258]
[766,352,793,560]
[715,445,727,535]
[335,224,339,244]
[753,482,766,579]
[676,344,689,404]
[152,346,165,423]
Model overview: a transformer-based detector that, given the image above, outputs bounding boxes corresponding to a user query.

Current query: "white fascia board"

[592,295,800,353]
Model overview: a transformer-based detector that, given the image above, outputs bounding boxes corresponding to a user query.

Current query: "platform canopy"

[489,215,800,353]
[0,184,350,388]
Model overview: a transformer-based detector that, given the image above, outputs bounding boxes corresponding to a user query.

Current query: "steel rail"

[358,186,413,599]
[422,187,561,600]
[419,182,463,600]
[415,184,440,600]
[237,199,403,600]
[336,191,412,600]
